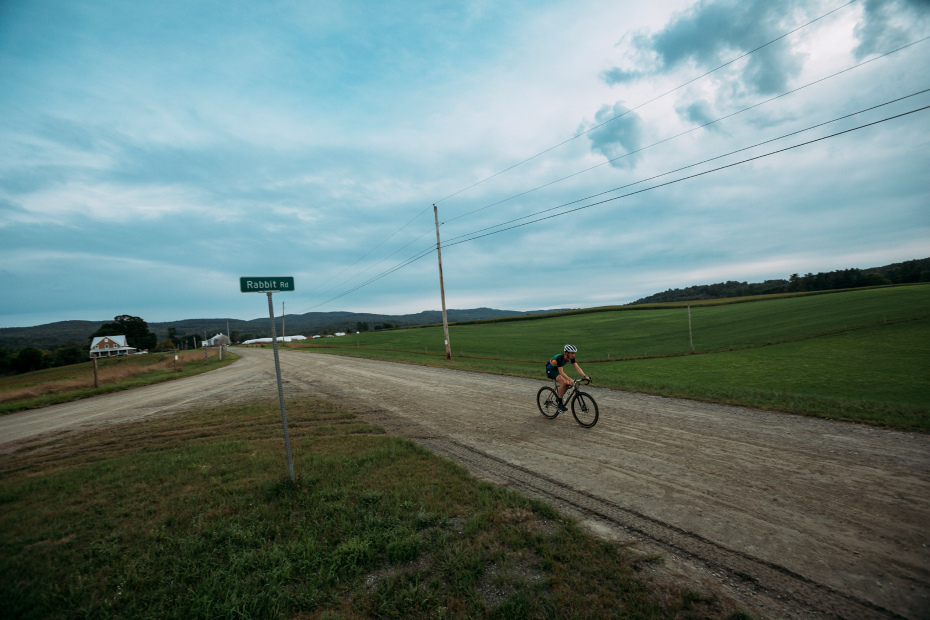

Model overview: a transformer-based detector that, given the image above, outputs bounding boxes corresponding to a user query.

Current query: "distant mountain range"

[2,256,927,351]
[0,308,570,351]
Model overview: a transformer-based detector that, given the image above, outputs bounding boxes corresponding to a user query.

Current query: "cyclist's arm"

[572,362,589,380]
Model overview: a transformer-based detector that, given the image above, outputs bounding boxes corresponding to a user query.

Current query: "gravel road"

[1,347,927,619]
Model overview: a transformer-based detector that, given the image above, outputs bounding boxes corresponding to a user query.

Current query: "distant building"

[204,333,231,347]
[89,335,137,359]
[240,335,307,345]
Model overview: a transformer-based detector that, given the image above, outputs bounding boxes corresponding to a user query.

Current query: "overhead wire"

[443,103,930,249]
[302,0,928,312]
[304,90,930,309]
[311,227,436,299]
[433,0,859,206]
[442,34,930,226]
[442,87,930,245]
[303,204,433,297]
[301,0,858,311]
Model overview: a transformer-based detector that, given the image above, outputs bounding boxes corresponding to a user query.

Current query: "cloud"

[854,0,930,59]
[676,99,719,128]
[603,0,806,95]
[601,66,645,86]
[584,103,643,167]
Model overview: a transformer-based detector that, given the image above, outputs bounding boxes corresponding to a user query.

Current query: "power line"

[432,0,859,206]
[442,87,930,245]
[304,245,437,311]
[310,227,435,300]
[303,204,433,297]
[443,104,930,249]
[300,0,860,312]
[303,94,930,310]
[443,34,930,226]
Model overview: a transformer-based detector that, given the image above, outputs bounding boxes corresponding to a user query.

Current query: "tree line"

[633,257,930,305]
[0,315,224,376]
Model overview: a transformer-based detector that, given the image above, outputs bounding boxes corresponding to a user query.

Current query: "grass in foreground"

[0,399,747,619]
[0,350,238,415]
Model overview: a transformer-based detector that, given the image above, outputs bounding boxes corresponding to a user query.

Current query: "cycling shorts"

[546,366,560,380]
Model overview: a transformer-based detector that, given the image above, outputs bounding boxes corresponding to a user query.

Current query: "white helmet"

[564,344,577,353]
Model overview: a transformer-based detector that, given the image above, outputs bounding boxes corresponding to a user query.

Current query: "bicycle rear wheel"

[571,392,598,428]
[536,386,560,419]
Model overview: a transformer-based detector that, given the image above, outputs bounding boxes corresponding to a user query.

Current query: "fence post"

[93,357,98,388]
[688,305,695,353]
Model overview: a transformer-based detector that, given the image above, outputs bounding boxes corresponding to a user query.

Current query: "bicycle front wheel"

[536,386,560,419]
[571,392,599,428]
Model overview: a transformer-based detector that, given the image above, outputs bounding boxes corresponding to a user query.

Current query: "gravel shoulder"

[1,347,927,619]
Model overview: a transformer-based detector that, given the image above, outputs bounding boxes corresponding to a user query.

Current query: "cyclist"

[547,345,590,412]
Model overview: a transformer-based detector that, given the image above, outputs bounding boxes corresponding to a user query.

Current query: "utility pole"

[434,204,452,359]
[282,300,286,346]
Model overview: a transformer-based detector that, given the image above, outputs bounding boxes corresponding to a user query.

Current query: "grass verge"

[0,399,748,619]
[0,350,239,415]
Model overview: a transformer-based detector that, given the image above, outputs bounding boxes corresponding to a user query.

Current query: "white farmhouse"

[204,333,231,347]
[89,335,136,359]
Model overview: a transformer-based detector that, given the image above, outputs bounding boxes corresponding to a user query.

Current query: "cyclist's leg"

[556,374,571,399]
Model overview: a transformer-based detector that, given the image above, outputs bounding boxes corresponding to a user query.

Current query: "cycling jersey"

[547,353,572,370]
[546,353,575,379]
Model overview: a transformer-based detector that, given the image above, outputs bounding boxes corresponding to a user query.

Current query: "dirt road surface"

[2,347,928,619]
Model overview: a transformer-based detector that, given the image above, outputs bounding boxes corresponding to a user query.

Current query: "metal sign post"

[241,276,296,484]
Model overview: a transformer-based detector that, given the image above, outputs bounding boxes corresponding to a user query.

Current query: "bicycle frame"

[553,377,582,402]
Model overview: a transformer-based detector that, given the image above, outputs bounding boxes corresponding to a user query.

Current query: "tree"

[0,346,14,376]
[91,315,158,352]
[51,341,86,367]
[156,339,176,352]
[14,347,47,374]
[167,327,178,342]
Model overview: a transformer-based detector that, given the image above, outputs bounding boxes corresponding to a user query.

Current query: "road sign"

[239,276,297,483]
[240,277,294,293]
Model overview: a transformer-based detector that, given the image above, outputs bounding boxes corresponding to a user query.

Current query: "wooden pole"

[434,204,452,359]
[282,300,286,347]
[93,356,98,388]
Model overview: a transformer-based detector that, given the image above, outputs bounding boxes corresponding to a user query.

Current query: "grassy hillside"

[287,284,930,430]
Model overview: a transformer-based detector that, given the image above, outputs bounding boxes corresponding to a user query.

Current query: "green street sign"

[240,277,295,293]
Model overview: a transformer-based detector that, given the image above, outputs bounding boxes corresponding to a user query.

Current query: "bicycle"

[536,378,598,428]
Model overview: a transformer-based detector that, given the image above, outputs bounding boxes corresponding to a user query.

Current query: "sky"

[1,0,929,328]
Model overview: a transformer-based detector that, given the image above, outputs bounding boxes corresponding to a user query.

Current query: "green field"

[0,399,744,619]
[289,285,930,430]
